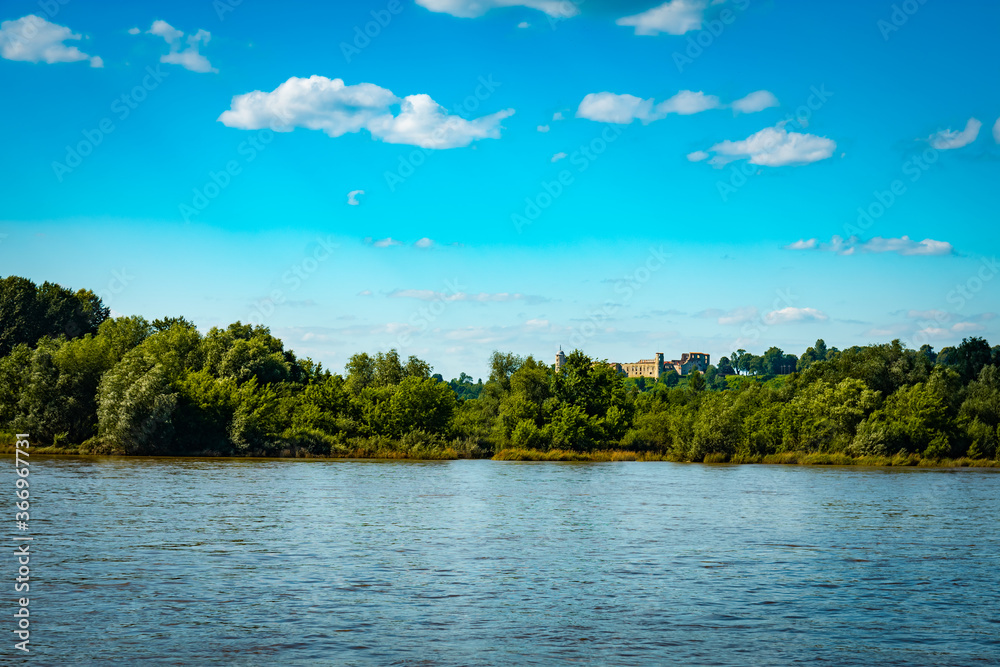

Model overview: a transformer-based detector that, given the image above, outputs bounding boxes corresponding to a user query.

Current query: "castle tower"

[555,347,566,372]
[655,352,664,379]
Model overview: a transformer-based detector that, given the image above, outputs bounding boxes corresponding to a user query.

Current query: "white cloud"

[551,152,567,162]
[367,94,515,148]
[928,118,981,150]
[577,89,771,124]
[951,321,985,333]
[994,117,1000,143]
[147,20,216,73]
[576,92,655,123]
[537,124,550,132]
[0,15,102,67]
[686,150,709,162]
[372,237,402,247]
[655,90,720,115]
[128,27,140,35]
[731,90,779,114]
[784,235,954,256]
[415,0,578,18]
[784,238,817,250]
[616,0,707,36]
[518,21,530,28]
[219,76,514,149]
[347,190,364,205]
[701,125,836,167]
[358,290,373,296]
[916,327,949,340]
[764,307,828,324]
[552,111,564,121]
[860,236,953,256]
[414,237,435,248]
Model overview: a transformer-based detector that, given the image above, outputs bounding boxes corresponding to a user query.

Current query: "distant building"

[555,349,709,378]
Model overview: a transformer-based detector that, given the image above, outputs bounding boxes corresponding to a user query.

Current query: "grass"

[3,435,999,467]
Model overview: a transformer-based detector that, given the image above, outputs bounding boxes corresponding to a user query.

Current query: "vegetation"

[2,276,1000,466]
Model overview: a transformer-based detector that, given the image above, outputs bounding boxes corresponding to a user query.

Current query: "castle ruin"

[554,349,710,379]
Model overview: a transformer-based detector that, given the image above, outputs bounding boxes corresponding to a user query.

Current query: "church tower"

[555,347,566,372]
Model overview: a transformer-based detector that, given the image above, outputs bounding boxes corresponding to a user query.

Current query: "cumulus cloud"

[731,90,779,114]
[358,290,373,296]
[927,118,981,150]
[577,89,773,124]
[518,21,530,28]
[127,27,141,35]
[764,307,828,324]
[537,124,549,132]
[218,76,514,149]
[917,321,986,339]
[576,92,655,123]
[656,90,720,115]
[372,237,402,247]
[699,125,836,167]
[784,238,818,250]
[785,235,954,256]
[147,20,216,73]
[616,0,708,36]
[367,94,515,148]
[551,152,567,162]
[347,190,364,205]
[415,0,578,18]
[0,15,102,67]
[388,289,547,303]
[951,321,986,333]
[552,111,564,121]
[686,150,709,162]
[414,237,435,248]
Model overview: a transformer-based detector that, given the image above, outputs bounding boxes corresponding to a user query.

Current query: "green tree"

[97,349,177,454]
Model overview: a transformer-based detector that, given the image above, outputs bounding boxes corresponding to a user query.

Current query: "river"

[9,457,1000,665]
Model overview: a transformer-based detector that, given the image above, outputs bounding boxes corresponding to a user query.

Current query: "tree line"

[2,275,999,462]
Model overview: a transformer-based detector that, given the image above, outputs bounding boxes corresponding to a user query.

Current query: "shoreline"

[3,444,999,468]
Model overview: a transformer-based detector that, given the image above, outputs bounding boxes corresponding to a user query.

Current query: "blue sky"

[1,0,998,380]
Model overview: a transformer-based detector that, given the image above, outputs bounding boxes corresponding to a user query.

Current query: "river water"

[8,458,1000,665]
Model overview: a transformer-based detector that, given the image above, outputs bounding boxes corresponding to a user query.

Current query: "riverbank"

[4,441,1000,467]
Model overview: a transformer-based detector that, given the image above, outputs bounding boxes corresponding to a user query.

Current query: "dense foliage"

[2,276,999,461]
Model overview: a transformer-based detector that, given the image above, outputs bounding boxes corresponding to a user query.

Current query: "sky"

[1,0,999,380]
